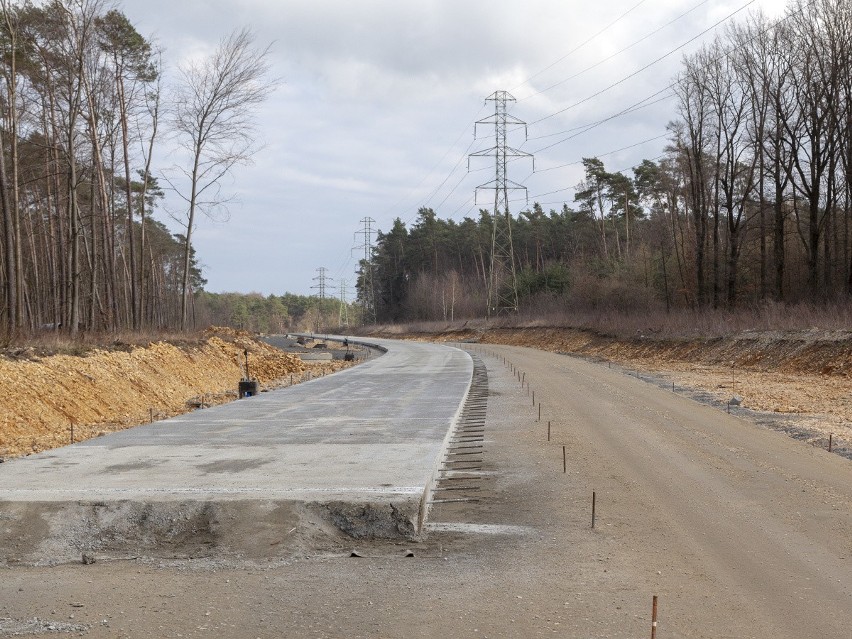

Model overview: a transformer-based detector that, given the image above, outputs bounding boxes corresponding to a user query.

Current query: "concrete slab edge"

[416,346,475,535]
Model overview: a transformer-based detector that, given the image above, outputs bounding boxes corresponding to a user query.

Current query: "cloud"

[119,0,793,295]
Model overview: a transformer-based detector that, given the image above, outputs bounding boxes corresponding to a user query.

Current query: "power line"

[518,0,712,102]
[375,0,816,242]
[518,153,669,206]
[530,0,760,126]
[511,0,650,93]
[434,170,472,213]
[534,133,670,174]
[435,127,671,219]
[528,0,818,156]
[381,104,489,226]
[420,138,479,207]
[526,90,675,143]
[417,2,683,219]
[531,88,676,155]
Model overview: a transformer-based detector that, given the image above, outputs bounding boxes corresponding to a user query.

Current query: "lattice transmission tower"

[469,91,533,316]
[338,279,349,328]
[354,217,377,325]
[311,266,332,332]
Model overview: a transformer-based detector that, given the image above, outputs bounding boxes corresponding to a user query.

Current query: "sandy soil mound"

[0,328,308,458]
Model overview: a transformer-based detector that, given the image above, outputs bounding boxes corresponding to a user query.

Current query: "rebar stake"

[562,446,566,473]
[547,421,551,441]
[592,491,596,528]
[651,595,658,639]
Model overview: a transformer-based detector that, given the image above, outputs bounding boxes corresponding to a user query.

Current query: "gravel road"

[2,344,850,638]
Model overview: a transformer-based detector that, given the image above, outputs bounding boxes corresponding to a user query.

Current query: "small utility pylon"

[338,278,350,328]
[312,266,333,332]
[354,217,377,325]
[469,91,533,317]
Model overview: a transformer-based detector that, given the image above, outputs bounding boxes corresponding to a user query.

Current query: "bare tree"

[674,57,713,308]
[167,27,273,330]
[783,0,844,299]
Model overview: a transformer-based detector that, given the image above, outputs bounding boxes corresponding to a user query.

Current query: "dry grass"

[1,328,204,359]
[362,301,852,340]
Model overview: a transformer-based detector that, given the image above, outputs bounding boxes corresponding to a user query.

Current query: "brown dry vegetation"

[0,328,354,459]
[366,323,852,455]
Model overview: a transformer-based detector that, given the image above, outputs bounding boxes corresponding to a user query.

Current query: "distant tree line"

[358,0,852,323]
[0,0,270,341]
[196,291,360,334]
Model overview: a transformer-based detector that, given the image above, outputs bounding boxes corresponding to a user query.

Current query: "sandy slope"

[0,328,314,458]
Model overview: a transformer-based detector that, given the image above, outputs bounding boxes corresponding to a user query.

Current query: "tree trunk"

[117,74,139,330]
[0,127,16,339]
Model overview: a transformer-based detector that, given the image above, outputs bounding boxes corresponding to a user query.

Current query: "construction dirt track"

[2,337,850,638]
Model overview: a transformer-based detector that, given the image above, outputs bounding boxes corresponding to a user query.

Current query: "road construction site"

[1,337,851,638]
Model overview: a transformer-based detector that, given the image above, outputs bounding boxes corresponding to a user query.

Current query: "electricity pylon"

[354,217,376,325]
[338,279,349,328]
[311,266,332,332]
[469,91,533,316]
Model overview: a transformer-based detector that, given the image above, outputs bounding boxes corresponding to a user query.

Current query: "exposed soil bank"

[0,328,354,459]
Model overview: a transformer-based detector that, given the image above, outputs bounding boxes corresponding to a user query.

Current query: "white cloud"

[118,0,796,295]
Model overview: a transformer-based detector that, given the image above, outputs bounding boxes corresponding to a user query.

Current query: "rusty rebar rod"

[651,595,658,639]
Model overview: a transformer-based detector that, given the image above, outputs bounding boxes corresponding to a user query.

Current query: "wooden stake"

[828,433,833,452]
[70,423,74,444]
[149,408,154,423]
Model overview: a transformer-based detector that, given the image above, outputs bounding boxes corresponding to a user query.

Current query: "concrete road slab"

[0,339,472,555]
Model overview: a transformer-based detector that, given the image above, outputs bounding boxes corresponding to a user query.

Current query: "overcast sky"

[120,0,790,298]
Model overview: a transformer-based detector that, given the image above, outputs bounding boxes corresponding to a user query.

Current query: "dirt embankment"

[370,325,852,454]
[0,328,350,459]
